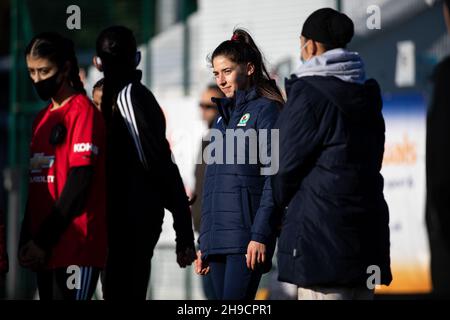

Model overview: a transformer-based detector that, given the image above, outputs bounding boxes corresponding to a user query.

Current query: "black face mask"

[32,71,63,101]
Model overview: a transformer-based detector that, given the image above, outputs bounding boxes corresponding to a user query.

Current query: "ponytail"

[99,76,118,123]
[69,64,86,95]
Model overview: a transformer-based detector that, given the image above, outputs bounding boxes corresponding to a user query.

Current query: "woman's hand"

[194,250,210,275]
[246,241,266,271]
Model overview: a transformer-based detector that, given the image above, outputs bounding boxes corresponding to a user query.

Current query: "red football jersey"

[28,94,107,269]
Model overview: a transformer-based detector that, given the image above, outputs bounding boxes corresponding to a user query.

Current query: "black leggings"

[37,266,100,300]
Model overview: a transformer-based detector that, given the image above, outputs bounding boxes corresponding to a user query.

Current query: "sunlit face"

[26,55,59,83]
[212,55,254,98]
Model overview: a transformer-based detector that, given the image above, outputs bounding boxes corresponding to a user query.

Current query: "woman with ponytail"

[18,32,107,300]
[195,29,284,300]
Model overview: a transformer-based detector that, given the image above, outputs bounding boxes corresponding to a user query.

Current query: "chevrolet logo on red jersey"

[29,153,55,173]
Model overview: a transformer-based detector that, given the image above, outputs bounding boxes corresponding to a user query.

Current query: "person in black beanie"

[272,8,392,300]
[300,7,354,51]
[426,0,450,298]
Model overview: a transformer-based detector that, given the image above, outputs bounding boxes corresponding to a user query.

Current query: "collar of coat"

[212,86,259,125]
[116,70,143,91]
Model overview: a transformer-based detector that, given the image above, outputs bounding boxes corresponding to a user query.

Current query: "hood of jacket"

[294,48,366,85]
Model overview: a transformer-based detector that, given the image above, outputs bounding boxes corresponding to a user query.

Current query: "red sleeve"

[67,98,102,168]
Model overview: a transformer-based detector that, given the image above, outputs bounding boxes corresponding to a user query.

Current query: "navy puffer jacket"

[199,87,281,271]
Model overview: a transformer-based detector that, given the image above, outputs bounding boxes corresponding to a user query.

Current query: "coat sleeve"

[427,59,450,251]
[250,101,281,244]
[131,86,195,252]
[33,166,93,251]
[271,82,327,209]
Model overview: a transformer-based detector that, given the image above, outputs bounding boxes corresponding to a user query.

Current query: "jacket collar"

[284,75,299,98]
[212,86,259,124]
[111,70,143,93]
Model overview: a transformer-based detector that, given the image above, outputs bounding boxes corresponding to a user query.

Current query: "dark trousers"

[37,266,100,300]
[208,254,262,300]
[202,273,217,300]
[427,206,450,297]
[103,231,160,300]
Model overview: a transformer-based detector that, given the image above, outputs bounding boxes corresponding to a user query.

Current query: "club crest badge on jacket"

[237,113,250,127]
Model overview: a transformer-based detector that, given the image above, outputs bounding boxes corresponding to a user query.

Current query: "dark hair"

[210,28,284,106]
[302,8,354,49]
[446,0,450,14]
[25,32,86,94]
[95,26,138,122]
[93,78,104,90]
[96,26,137,73]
